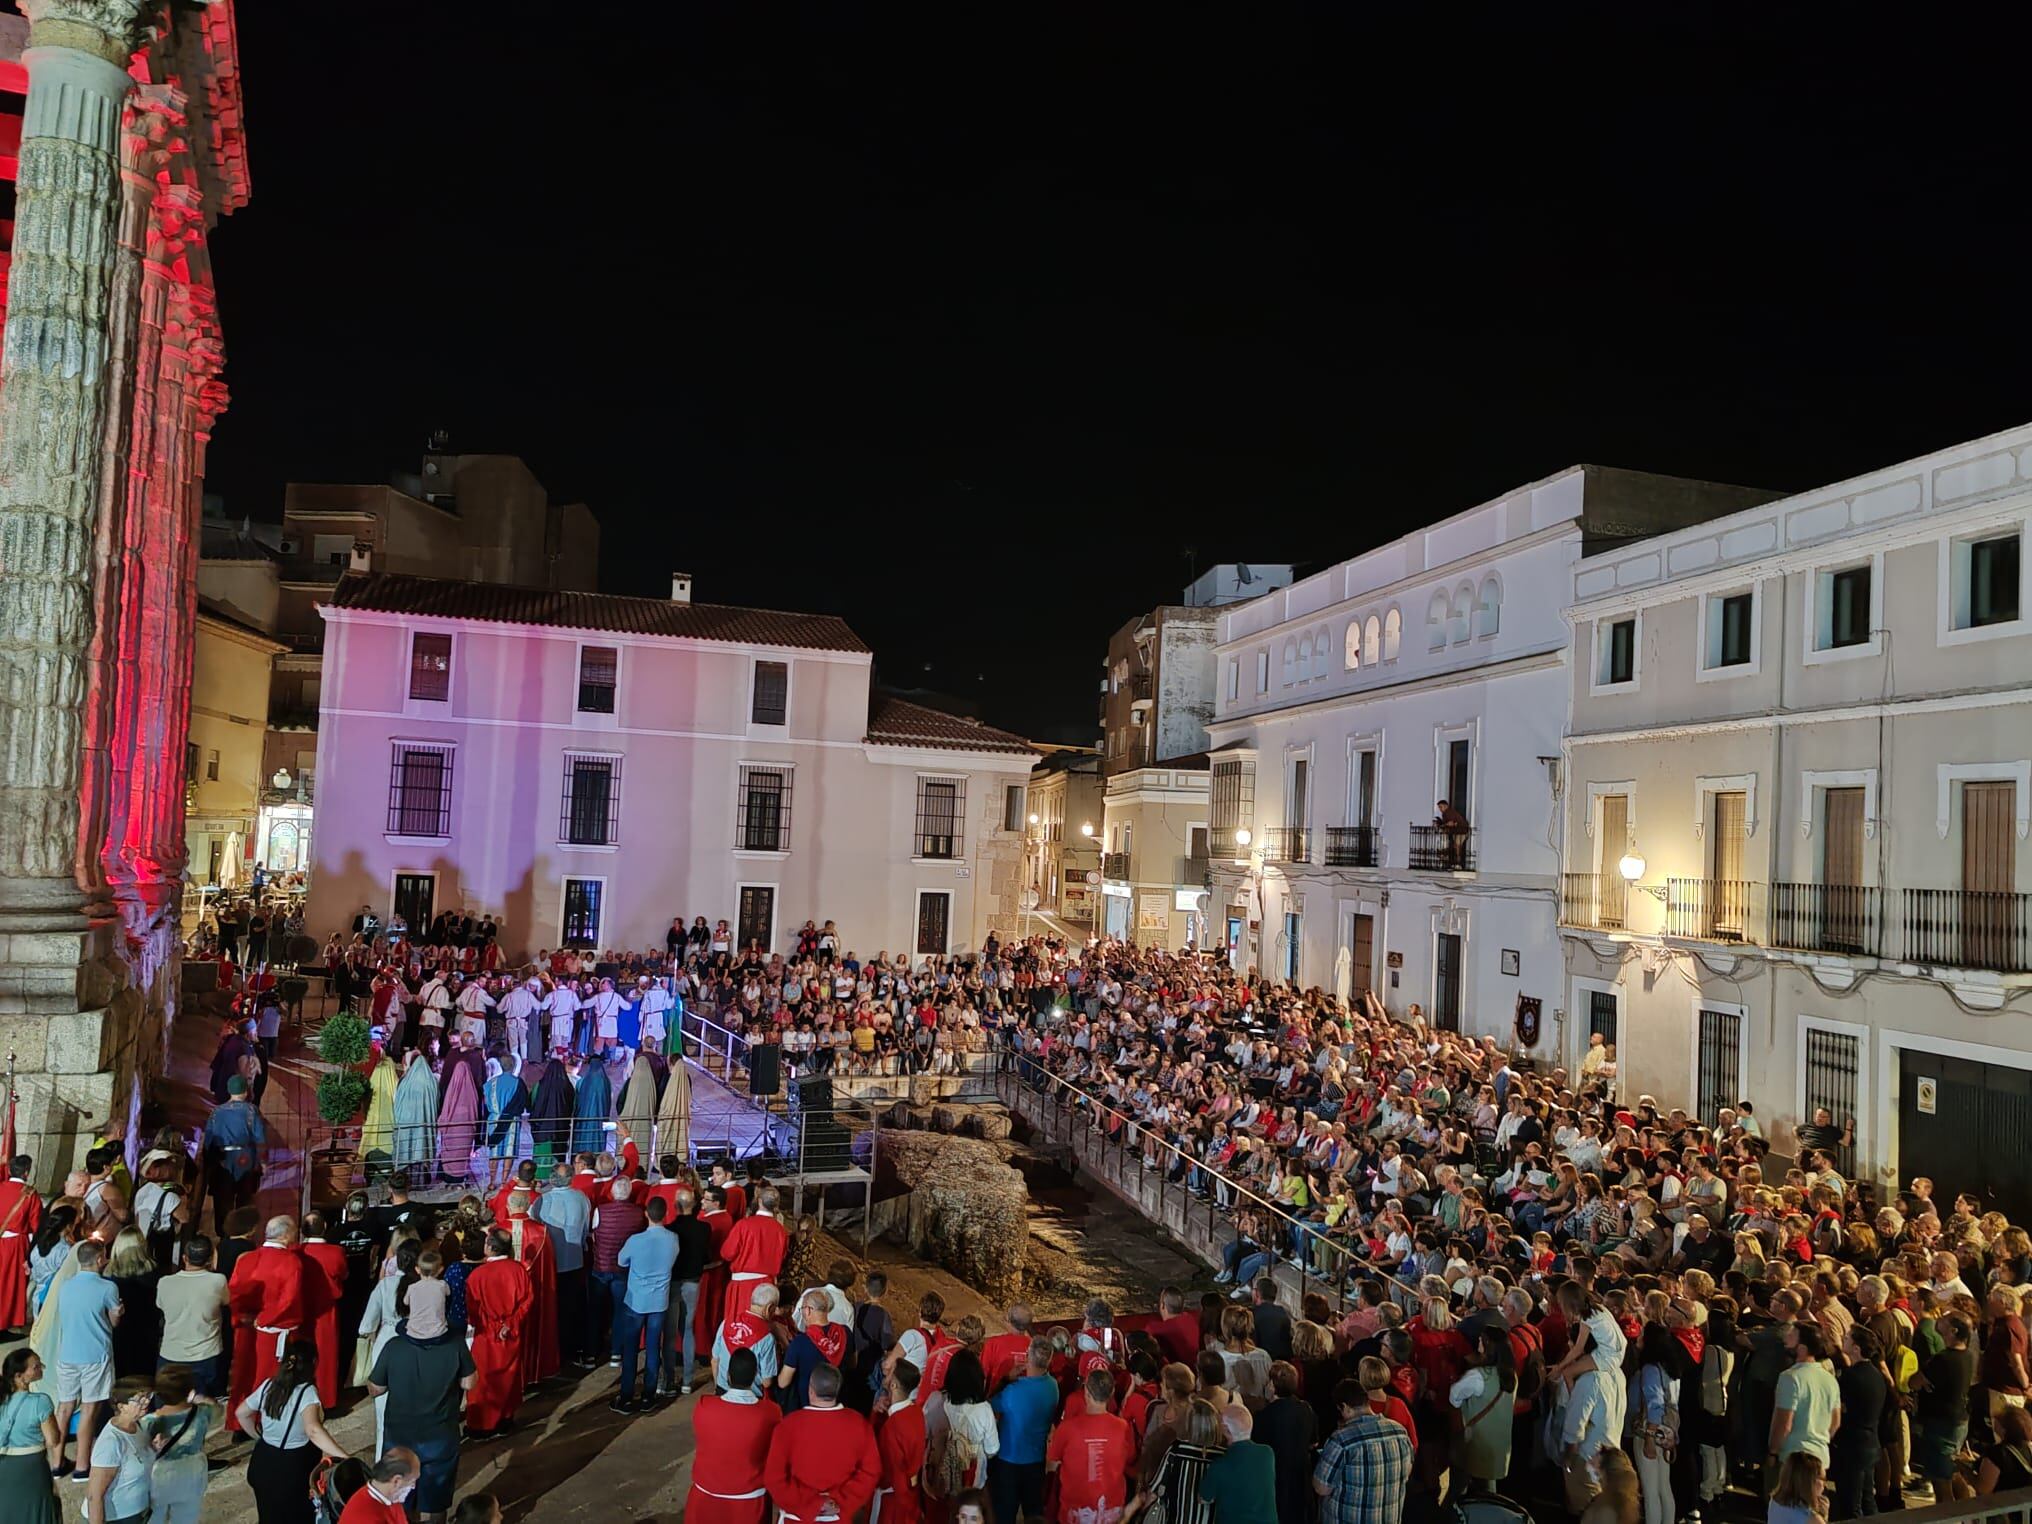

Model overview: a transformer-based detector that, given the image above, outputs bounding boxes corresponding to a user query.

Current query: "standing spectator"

[53,1240,121,1483]
[927,1350,998,1500]
[463,1230,534,1439]
[1313,1378,1415,1524]
[235,1341,346,1524]
[1199,1403,1278,1523]
[1046,1366,1137,1523]
[685,1347,779,1524]
[141,1366,213,1524]
[80,1377,155,1524]
[336,1450,419,1524]
[1257,1361,1320,1524]
[1251,1277,1293,1363]
[588,1178,646,1372]
[761,1364,880,1524]
[535,1162,592,1367]
[1912,1313,1975,1499]
[988,1338,1057,1524]
[200,1077,266,1235]
[0,1348,62,1520]
[667,1190,711,1397]
[103,1232,160,1381]
[367,1278,475,1524]
[873,1359,926,1524]
[612,1197,677,1413]
[1770,1324,1841,1473]
[1832,1328,1889,1520]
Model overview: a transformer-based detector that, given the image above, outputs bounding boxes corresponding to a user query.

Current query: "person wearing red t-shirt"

[978,1304,1034,1394]
[1359,1354,1418,1451]
[489,1162,543,1227]
[1146,1286,1201,1370]
[687,1347,780,1524]
[1118,1353,1163,1442]
[708,1161,746,1223]
[1045,1367,1136,1524]
[337,1449,420,1524]
[763,1362,881,1524]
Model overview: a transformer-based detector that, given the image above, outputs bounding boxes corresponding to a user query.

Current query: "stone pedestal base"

[0,908,173,1190]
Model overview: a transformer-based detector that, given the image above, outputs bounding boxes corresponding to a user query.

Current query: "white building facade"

[305,573,1039,962]
[1207,467,1773,1045]
[1561,424,2032,1212]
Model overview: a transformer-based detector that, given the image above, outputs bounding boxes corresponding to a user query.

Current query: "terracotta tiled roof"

[326,572,870,654]
[865,696,1036,754]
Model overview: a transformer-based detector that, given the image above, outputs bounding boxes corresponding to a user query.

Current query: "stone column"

[0,0,148,923]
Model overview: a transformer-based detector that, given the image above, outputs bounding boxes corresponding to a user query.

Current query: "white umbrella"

[1333,944,1353,1006]
[218,833,244,889]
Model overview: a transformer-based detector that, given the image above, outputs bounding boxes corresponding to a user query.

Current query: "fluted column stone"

[0,0,147,921]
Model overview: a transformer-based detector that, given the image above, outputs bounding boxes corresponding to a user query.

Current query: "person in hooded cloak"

[571,1055,613,1157]
[529,1057,575,1170]
[391,1049,439,1174]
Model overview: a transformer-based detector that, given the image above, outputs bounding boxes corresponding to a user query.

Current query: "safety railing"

[995,1049,1425,1316]
[1845,1486,2032,1524]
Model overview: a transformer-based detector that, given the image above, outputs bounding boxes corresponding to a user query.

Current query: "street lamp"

[1617,852,1646,882]
[271,768,292,793]
[1028,812,1039,825]
[1233,827,1252,847]
[1080,822,1094,837]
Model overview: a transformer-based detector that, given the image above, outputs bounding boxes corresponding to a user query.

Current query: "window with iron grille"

[752,660,788,725]
[560,753,622,846]
[1210,759,1255,843]
[1803,1027,1860,1177]
[409,632,452,701]
[915,777,964,860]
[577,646,617,713]
[737,766,791,851]
[387,743,454,837]
[562,877,603,947]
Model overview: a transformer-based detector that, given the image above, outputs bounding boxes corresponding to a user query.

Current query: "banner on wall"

[1137,893,1169,932]
[1515,994,1543,1049]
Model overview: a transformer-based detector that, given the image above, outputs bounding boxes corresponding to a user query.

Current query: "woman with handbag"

[1447,1323,1517,1498]
[234,1342,348,1524]
[1634,1325,1683,1524]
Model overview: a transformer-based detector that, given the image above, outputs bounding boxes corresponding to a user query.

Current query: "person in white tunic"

[454,976,495,1045]
[589,979,623,1055]
[500,978,541,1062]
[638,977,672,1054]
[545,981,580,1054]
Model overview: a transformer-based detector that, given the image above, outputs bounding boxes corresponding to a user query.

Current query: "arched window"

[1451,582,1476,645]
[1383,606,1402,661]
[1475,575,1502,638]
[1427,591,1451,651]
[1281,638,1297,686]
[1363,616,1381,667]
[1345,621,1362,670]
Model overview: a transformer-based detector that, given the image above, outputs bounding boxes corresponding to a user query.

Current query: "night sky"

[205,6,2032,743]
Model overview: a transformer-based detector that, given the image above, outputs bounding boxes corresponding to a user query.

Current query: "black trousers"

[556,1266,589,1362]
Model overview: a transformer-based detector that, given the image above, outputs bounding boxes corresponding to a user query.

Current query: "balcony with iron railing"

[1324,825,1379,868]
[1666,878,1759,942]
[1768,882,1881,957]
[1559,873,1631,931]
[1903,889,2032,974]
[1101,851,1132,880]
[1408,822,1475,872]
[1262,826,1310,864]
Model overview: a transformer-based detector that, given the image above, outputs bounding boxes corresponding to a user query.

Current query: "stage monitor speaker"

[791,1072,834,1115]
[749,1043,782,1096]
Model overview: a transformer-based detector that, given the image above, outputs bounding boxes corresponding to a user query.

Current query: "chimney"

[670,571,692,604]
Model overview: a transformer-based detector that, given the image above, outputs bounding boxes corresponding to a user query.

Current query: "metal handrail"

[1844,1486,2032,1524]
[997,1050,1427,1312]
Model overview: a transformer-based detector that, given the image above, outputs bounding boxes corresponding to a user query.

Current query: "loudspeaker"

[748,1043,781,1096]
[799,1119,853,1172]
[791,1072,834,1115]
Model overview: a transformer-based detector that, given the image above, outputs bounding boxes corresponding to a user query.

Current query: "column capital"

[20,1,152,68]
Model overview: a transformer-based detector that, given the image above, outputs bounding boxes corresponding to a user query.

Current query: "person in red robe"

[227,1216,307,1429]
[762,1363,881,1524]
[0,1166,42,1334]
[873,1359,926,1524]
[489,1162,542,1228]
[686,1347,780,1524]
[463,1231,534,1435]
[695,1186,733,1355]
[505,1190,559,1384]
[717,1187,787,1336]
[298,1211,348,1408]
[709,1161,746,1222]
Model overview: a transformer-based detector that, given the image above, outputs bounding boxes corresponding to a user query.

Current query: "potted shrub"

[311,1013,373,1207]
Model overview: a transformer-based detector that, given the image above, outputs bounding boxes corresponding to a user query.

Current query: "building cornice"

[322,603,876,667]
[1566,681,2032,746]
[1210,646,1565,739]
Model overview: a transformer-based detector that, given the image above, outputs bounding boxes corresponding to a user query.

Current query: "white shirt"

[457,983,496,1014]
[1562,1366,1627,1461]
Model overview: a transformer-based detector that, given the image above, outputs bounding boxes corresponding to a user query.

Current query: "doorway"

[1900,1048,2032,1223]
[1433,932,1462,1032]
[737,885,776,952]
[392,873,435,933]
[1343,911,1374,997]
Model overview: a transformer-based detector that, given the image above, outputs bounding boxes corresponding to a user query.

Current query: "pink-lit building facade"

[305,574,1041,961]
